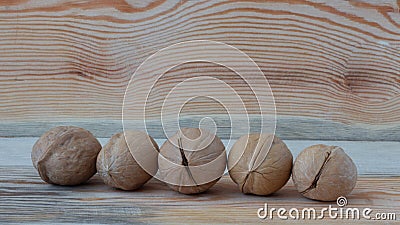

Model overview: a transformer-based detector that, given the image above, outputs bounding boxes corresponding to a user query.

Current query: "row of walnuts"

[31,126,357,201]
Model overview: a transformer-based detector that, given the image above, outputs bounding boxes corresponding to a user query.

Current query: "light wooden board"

[1,138,399,176]
[0,138,399,224]
[0,0,399,140]
[2,116,400,141]
[0,167,399,224]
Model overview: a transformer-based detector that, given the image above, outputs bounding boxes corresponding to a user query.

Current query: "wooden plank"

[0,0,399,140]
[0,166,399,224]
[1,138,399,176]
[2,116,400,141]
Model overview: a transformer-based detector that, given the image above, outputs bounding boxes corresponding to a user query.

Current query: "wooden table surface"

[0,138,399,224]
[0,167,399,224]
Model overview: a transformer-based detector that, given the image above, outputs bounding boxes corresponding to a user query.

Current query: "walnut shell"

[158,128,226,194]
[31,126,102,185]
[97,131,159,190]
[228,133,293,195]
[292,144,357,201]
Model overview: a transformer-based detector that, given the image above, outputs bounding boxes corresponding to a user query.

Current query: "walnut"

[292,144,357,201]
[97,131,159,190]
[158,128,226,194]
[31,126,102,185]
[228,133,293,195]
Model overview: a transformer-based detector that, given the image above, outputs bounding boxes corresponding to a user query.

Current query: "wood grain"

[0,0,399,140]
[0,166,398,224]
[0,138,399,223]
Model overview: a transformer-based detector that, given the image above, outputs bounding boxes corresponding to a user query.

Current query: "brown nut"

[158,128,226,194]
[97,131,159,191]
[292,144,357,201]
[32,126,102,185]
[228,133,293,195]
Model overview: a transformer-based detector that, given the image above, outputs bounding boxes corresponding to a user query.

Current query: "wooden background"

[0,0,399,140]
[0,2,399,223]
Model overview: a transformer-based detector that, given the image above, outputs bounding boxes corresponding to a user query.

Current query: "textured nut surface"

[292,144,357,201]
[31,126,102,185]
[228,133,293,195]
[97,131,159,191]
[158,128,226,194]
